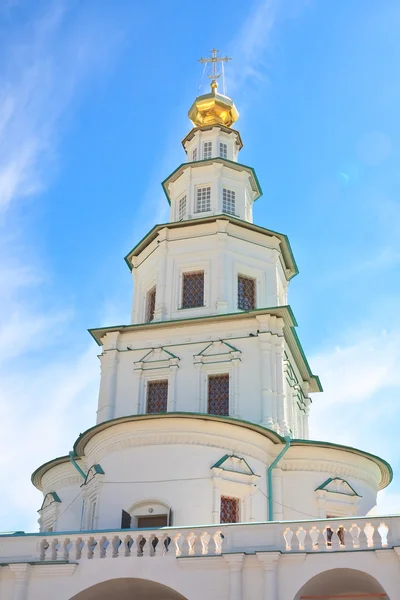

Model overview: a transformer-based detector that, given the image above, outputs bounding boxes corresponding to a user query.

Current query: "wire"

[256,487,324,520]
[48,489,84,530]
[102,476,210,484]
[197,61,207,96]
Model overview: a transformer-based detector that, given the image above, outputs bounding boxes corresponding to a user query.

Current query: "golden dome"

[188,80,239,128]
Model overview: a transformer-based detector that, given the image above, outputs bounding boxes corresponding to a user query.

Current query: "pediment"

[315,477,360,497]
[40,492,61,511]
[135,347,180,370]
[83,464,105,486]
[211,454,255,476]
[194,341,241,365]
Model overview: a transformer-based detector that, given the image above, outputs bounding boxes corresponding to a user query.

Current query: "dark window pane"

[208,374,229,416]
[238,275,256,310]
[147,380,168,413]
[220,496,239,523]
[182,271,204,308]
[146,287,156,322]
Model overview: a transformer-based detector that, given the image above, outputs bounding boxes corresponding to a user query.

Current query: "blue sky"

[1,0,400,531]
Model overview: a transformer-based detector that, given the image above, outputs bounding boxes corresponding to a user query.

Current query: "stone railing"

[0,515,398,564]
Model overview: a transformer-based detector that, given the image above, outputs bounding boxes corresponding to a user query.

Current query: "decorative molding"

[256,551,281,570]
[281,459,378,489]
[42,475,82,496]
[224,553,245,571]
[84,428,271,466]
[30,563,77,577]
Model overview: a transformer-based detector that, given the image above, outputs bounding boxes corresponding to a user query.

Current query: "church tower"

[31,51,390,540]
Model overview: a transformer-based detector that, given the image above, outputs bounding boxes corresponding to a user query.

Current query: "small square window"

[195,186,211,212]
[147,380,168,413]
[192,147,197,161]
[220,142,227,159]
[182,271,204,308]
[220,496,239,523]
[208,374,229,416]
[178,195,187,220]
[222,188,235,216]
[145,286,156,322]
[238,275,256,310]
[203,141,212,160]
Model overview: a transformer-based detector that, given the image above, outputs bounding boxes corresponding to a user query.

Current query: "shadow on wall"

[294,568,389,600]
[69,577,189,600]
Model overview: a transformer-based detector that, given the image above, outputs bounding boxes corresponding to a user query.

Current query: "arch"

[128,498,171,528]
[294,568,390,600]
[70,577,189,600]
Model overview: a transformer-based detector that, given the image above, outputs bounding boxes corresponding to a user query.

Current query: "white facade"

[1,77,397,600]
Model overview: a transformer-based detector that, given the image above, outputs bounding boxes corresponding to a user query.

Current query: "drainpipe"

[267,437,291,521]
[69,451,86,481]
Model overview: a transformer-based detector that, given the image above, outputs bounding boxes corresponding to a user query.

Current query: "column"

[216,219,229,314]
[154,234,168,321]
[272,468,284,521]
[303,384,311,439]
[9,564,30,600]
[275,335,289,436]
[231,355,241,418]
[96,332,119,423]
[258,332,274,429]
[256,552,280,600]
[224,554,245,600]
[168,362,179,412]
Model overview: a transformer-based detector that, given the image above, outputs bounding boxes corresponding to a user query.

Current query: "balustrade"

[1,516,396,565]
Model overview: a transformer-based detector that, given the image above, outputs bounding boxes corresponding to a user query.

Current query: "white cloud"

[0,2,121,531]
[226,0,312,98]
[309,328,400,514]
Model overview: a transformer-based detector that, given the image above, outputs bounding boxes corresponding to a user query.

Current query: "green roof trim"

[194,340,240,357]
[83,464,105,486]
[291,439,393,491]
[161,157,263,205]
[123,214,299,280]
[315,477,361,497]
[39,491,61,511]
[211,454,256,475]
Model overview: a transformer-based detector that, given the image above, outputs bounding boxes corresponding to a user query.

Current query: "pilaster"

[154,234,168,321]
[224,553,245,600]
[256,552,280,600]
[9,564,30,600]
[96,331,119,423]
[258,330,274,429]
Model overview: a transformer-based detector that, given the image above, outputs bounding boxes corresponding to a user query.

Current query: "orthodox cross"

[198,48,231,80]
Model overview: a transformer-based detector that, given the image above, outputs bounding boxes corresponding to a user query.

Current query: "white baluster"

[200,531,210,555]
[62,538,71,560]
[123,535,133,557]
[213,530,224,555]
[282,528,293,551]
[39,539,49,561]
[50,538,59,560]
[172,532,182,557]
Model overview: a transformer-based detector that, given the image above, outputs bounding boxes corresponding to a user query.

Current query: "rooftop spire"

[188,48,239,128]
[198,48,231,95]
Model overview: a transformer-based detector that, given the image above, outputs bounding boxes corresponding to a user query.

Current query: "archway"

[70,577,189,600]
[294,568,390,600]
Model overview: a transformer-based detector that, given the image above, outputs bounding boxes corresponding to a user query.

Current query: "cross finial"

[198,48,232,93]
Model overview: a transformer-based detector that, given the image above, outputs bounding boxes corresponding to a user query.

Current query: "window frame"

[222,188,236,216]
[207,372,230,416]
[177,194,187,221]
[220,495,240,524]
[146,379,169,414]
[181,270,205,309]
[195,185,211,213]
[145,285,156,322]
[219,142,228,159]
[203,141,212,160]
[192,147,197,162]
[237,274,257,311]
